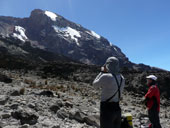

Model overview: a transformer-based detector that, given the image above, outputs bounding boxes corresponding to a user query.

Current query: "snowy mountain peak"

[0,9,129,66]
[45,11,58,21]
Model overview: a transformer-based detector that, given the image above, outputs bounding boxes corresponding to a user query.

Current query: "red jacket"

[145,85,160,112]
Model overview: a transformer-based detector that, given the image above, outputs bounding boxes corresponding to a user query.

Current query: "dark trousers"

[100,102,121,128]
[148,107,162,128]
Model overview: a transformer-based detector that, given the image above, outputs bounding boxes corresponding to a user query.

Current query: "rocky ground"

[0,69,170,128]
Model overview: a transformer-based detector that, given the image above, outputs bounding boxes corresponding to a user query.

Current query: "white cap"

[146,75,157,81]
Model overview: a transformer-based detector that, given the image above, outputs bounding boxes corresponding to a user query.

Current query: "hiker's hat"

[146,75,157,81]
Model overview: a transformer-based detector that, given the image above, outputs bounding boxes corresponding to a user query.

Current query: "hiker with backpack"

[143,75,162,128]
[93,57,125,128]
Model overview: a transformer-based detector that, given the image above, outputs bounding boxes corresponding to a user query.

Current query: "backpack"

[121,113,133,128]
[121,116,133,128]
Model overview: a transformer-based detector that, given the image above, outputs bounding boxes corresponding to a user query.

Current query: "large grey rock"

[1,113,11,119]
[84,115,100,127]
[0,122,3,128]
[11,109,39,125]
[65,101,73,108]
[0,74,12,83]
[57,108,69,119]
[72,111,86,123]
[10,90,20,96]
[39,90,54,97]
[52,126,60,128]
[19,124,29,128]
[0,95,9,105]
[10,104,19,109]
[69,109,86,123]
[50,105,60,113]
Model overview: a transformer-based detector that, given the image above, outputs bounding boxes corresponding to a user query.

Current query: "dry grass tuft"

[20,88,25,95]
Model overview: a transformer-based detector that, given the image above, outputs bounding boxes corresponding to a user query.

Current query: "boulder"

[10,104,19,109]
[11,109,39,125]
[84,115,100,127]
[0,74,12,83]
[0,95,9,105]
[19,124,29,128]
[10,90,20,96]
[72,111,86,123]
[50,105,60,113]
[1,113,11,119]
[52,126,60,128]
[57,108,69,119]
[39,90,54,97]
[69,109,86,123]
[65,101,73,108]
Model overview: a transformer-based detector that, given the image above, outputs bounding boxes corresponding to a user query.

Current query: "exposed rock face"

[0,9,161,71]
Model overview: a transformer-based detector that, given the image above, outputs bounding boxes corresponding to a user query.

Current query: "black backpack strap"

[106,74,123,102]
[113,74,122,99]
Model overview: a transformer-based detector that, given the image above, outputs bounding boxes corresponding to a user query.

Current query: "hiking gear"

[145,85,160,112]
[100,102,121,128]
[104,57,120,75]
[105,74,123,102]
[146,75,157,81]
[122,113,133,128]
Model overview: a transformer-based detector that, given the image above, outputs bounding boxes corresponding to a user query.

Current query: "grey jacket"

[93,73,125,102]
[93,57,125,102]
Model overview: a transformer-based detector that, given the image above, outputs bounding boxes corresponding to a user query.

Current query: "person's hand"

[101,66,107,73]
[142,97,148,106]
[142,97,146,103]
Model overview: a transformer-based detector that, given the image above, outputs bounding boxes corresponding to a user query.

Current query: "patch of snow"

[63,27,81,44]
[109,42,118,52]
[68,50,74,54]
[52,26,65,33]
[12,26,28,42]
[38,57,47,62]
[114,47,118,52]
[109,42,113,46]
[45,11,58,21]
[53,26,81,46]
[86,31,101,39]
[91,31,100,39]
[30,41,45,49]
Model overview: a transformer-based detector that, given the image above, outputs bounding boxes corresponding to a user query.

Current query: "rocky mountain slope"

[0,67,170,128]
[0,35,76,69]
[0,9,162,71]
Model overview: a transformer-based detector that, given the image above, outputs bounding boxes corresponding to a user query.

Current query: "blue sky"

[0,0,170,70]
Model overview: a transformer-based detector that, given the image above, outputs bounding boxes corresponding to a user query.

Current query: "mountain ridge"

[0,9,167,72]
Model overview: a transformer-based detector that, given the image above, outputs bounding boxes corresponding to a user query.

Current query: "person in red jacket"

[144,75,162,128]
